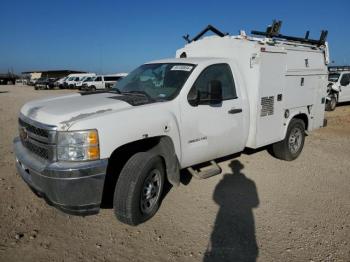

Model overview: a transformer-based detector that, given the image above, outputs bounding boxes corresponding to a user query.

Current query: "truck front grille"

[18,117,56,161]
[18,118,49,138]
[22,139,49,159]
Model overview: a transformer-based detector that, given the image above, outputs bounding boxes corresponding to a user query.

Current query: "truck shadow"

[204,160,259,262]
[337,101,350,107]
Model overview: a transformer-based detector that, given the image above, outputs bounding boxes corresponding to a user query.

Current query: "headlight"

[57,130,100,161]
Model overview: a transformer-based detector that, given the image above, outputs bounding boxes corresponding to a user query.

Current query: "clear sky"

[1,0,349,74]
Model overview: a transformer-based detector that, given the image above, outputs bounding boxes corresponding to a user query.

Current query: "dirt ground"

[0,85,349,262]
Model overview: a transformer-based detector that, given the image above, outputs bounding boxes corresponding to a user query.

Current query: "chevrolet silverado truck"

[14,22,329,225]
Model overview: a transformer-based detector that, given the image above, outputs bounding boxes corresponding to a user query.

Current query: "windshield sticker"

[171,65,193,71]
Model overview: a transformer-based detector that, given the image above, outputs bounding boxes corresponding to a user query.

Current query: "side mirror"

[208,80,223,104]
[188,90,201,107]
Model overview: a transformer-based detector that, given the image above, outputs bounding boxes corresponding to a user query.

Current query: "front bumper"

[13,137,108,216]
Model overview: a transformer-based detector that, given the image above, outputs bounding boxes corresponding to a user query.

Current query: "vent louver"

[261,96,274,117]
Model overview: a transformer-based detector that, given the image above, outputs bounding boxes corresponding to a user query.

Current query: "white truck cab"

[82,73,128,91]
[13,21,329,225]
[326,66,350,111]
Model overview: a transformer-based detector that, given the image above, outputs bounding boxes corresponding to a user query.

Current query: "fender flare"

[149,136,180,187]
[283,112,309,138]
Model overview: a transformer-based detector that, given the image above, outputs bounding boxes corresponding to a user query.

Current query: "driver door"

[180,63,245,168]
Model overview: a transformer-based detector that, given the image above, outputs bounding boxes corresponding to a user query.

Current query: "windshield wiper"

[121,90,155,102]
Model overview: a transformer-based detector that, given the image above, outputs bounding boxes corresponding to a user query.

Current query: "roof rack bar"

[251,20,328,46]
[183,24,229,43]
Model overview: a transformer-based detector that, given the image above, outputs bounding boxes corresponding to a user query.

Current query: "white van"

[64,73,96,89]
[82,73,127,91]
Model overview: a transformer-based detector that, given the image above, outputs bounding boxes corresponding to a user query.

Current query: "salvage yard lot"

[0,85,349,261]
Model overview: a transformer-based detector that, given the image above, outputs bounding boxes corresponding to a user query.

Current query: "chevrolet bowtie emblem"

[19,127,29,141]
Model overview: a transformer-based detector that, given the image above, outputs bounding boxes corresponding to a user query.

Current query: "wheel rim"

[140,169,162,214]
[331,97,336,109]
[288,127,302,154]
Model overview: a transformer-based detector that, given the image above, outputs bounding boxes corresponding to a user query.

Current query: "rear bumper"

[13,137,108,216]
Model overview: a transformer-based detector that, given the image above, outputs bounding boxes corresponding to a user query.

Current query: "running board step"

[187,161,222,179]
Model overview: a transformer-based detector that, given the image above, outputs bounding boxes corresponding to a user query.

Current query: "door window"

[340,74,350,86]
[188,64,237,103]
[95,77,102,82]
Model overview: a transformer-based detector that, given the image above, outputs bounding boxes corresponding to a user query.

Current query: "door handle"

[228,108,242,114]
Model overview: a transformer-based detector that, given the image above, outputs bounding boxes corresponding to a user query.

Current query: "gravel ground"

[0,85,349,262]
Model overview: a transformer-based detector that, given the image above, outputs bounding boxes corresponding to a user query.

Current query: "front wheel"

[272,119,305,161]
[113,152,165,225]
[325,94,337,111]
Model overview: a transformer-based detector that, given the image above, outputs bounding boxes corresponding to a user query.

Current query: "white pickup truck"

[14,22,329,225]
[326,66,350,111]
[81,73,128,91]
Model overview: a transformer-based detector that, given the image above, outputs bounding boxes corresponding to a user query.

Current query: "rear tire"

[272,119,305,161]
[325,94,337,111]
[113,152,165,225]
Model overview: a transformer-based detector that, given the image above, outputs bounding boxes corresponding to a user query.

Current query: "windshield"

[68,77,75,81]
[112,63,195,100]
[328,73,340,82]
[84,77,95,82]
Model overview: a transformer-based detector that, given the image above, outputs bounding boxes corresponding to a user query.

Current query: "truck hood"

[21,92,133,130]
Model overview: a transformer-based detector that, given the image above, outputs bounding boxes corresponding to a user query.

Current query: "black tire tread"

[272,119,305,161]
[113,152,163,225]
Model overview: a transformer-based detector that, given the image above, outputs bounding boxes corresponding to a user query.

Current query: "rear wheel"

[113,152,165,225]
[272,119,305,161]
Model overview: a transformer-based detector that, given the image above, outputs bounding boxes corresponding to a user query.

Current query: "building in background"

[22,70,86,85]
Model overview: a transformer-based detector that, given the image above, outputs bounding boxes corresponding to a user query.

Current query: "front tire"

[272,119,305,161]
[326,94,337,111]
[113,152,165,225]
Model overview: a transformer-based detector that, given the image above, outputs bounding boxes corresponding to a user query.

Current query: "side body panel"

[255,50,286,146]
[283,48,328,132]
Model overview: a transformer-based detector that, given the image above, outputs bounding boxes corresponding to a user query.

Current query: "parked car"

[15,79,28,85]
[34,78,58,90]
[55,77,67,89]
[326,66,350,111]
[81,73,127,91]
[14,21,329,226]
[28,78,39,86]
[75,75,98,90]
[64,73,96,89]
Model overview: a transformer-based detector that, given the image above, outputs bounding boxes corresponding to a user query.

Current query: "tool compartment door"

[255,51,286,147]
